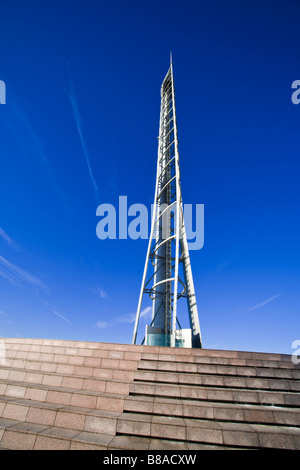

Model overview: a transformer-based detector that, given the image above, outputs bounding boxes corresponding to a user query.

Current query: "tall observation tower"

[132,57,202,348]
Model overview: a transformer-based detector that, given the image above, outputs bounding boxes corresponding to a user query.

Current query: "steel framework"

[132,59,202,348]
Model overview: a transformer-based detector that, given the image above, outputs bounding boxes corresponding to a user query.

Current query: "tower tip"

[170,50,172,64]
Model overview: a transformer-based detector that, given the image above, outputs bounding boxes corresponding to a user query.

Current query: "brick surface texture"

[0,338,299,450]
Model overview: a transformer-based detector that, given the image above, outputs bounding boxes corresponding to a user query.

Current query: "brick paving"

[0,338,299,449]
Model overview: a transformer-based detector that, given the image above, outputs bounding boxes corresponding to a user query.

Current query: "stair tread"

[0,395,122,417]
[1,338,299,450]
[138,361,300,378]
[117,411,300,434]
[0,377,127,398]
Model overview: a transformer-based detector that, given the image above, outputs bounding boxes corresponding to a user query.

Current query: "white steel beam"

[132,58,202,348]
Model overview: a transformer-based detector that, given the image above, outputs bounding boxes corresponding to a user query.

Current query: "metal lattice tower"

[132,58,202,348]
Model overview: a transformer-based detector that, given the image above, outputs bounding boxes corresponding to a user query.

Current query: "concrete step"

[1,338,299,450]
[123,394,300,427]
[0,365,132,395]
[134,369,300,391]
[0,420,116,450]
[139,350,298,370]
[0,377,127,412]
[0,412,225,450]
[4,350,139,378]
[4,359,136,382]
[116,411,300,449]
[138,360,300,380]
[128,379,300,407]
[109,434,229,450]
[1,402,299,450]
[3,338,298,370]
[0,396,120,434]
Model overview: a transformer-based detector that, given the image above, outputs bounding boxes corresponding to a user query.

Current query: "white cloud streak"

[4,99,72,213]
[246,294,280,313]
[0,255,47,292]
[66,64,98,199]
[96,321,107,329]
[0,228,14,246]
[9,103,50,166]
[97,287,107,299]
[116,306,152,324]
[53,309,71,324]
[0,228,20,250]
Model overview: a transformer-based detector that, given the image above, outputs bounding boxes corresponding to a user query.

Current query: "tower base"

[145,325,193,348]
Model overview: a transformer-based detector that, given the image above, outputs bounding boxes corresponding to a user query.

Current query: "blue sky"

[0,0,299,354]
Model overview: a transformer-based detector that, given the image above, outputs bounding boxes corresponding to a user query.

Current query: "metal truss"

[132,59,202,348]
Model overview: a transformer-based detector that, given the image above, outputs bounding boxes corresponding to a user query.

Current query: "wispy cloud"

[140,306,152,320]
[66,64,98,200]
[246,294,280,313]
[0,255,47,292]
[90,285,108,300]
[97,287,108,299]
[53,309,71,324]
[0,228,20,250]
[96,321,107,329]
[94,306,151,331]
[0,228,14,246]
[8,103,50,167]
[115,306,152,324]
[2,96,72,214]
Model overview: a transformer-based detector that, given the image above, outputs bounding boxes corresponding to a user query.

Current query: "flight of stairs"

[0,338,299,450]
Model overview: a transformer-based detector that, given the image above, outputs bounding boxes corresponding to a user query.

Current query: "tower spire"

[132,61,202,349]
